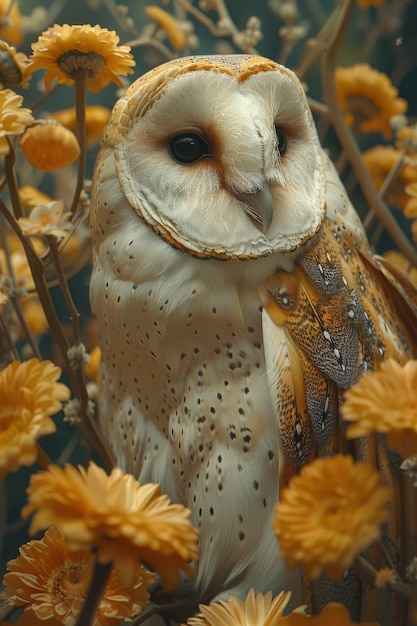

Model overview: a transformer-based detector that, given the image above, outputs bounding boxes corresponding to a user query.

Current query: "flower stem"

[75,559,112,626]
[69,69,88,219]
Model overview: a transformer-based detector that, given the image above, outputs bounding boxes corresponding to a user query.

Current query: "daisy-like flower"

[18,200,72,239]
[0,0,24,45]
[335,64,407,139]
[272,454,390,580]
[30,24,135,93]
[342,359,417,458]
[0,88,34,154]
[19,185,53,210]
[1,526,154,626]
[0,40,31,88]
[362,145,417,209]
[51,105,110,147]
[23,461,199,589]
[185,589,305,625]
[19,121,80,170]
[255,603,379,626]
[0,359,70,482]
[144,6,188,50]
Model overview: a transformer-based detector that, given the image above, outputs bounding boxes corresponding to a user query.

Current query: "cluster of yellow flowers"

[0,1,416,626]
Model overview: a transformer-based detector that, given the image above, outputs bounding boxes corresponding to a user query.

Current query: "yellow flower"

[383,250,417,289]
[184,589,305,625]
[51,104,110,147]
[1,526,154,626]
[335,64,407,139]
[0,40,31,88]
[0,88,34,154]
[144,6,188,50]
[0,0,24,45]
[396,124,417,165]
[342,359,417,458]
[262,603,379,626]
[19,121,80,170]
[272,454,390,580]
[19,185,53,210]
[1,610,60,626]
[23,461,199,589]
[362,145,417,209]
[0,359,70,481]
[30,24,135,93]
[84,345,101,381]
[18,200,72,239]
[20,296,49,337]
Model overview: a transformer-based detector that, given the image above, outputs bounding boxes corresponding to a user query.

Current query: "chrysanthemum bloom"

[19,185,53,210]
[0,41,31,88]
[0,0,24,45]
[23,461,199,589]
[342,359,417,458]
[18,200,72,239]
[1,609,60,626]
[335,64,407,139]
[84,345,101,381]
[251,603,379,626]
[185,588,306,625]
[30,24,135,93]
[0,359,70,481]
[272,454,390,580]
[144,6,188,50]
[51,105,110,146]
[383,250,417,289]
[1,526,154,626]
[0,88,34,154]
[362,145,417,209]
[19,122,80,170]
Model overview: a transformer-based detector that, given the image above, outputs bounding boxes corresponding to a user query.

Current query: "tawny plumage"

[89,54,417,624]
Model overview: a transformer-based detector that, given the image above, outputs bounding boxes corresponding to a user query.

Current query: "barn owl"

[90,55,417,623]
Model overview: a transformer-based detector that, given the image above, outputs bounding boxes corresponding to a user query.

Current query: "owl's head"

[94,55,326,260]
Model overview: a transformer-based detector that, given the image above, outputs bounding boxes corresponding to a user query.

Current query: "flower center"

[0,406,28,442]
[57,50,106,79]
[52,562,90,600]
[345,95,380,123]
[0,50,22,88]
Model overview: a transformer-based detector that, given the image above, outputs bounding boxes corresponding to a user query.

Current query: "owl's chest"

[99,277,277,493]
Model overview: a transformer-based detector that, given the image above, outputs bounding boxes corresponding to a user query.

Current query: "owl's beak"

[237,186,274,235]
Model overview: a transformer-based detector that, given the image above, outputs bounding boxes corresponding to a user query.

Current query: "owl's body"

[90,55,417,622]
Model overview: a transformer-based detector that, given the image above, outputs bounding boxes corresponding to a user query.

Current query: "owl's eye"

[168,132,210,164]
[275,126,287,156]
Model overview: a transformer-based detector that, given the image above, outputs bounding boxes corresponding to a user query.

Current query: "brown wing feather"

[262,212,417,623]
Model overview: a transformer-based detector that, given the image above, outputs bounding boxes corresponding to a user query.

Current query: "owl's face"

[102,55,325,260]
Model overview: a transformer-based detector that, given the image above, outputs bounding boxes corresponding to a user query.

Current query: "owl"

[90,55,417,623]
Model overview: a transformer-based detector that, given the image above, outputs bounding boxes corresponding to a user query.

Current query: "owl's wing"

[261,208,417,620]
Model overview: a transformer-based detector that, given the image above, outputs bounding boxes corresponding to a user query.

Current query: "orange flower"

[19,185,53,210]
[1,610,60,626]
[273,454,390,580]
[51,105,110,147]
[0,40,31,87]
[30,24,135,93]
[262,603,379,626]
[342,359,417,458]
[18,200,72,239]
[84,345,101,381]
[0,88,34,154]
[185,589,305,625]
[0,359,70,481]
[0,0,24,45]
[23,461,199,589]
[1,526,154,625]
[335,64,407,139]
[144,6,188,50]
[362,145,417,209]
[20,121,80,170]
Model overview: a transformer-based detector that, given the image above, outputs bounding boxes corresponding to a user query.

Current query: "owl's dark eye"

[168,133,210,164]
[274,126,287,156]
